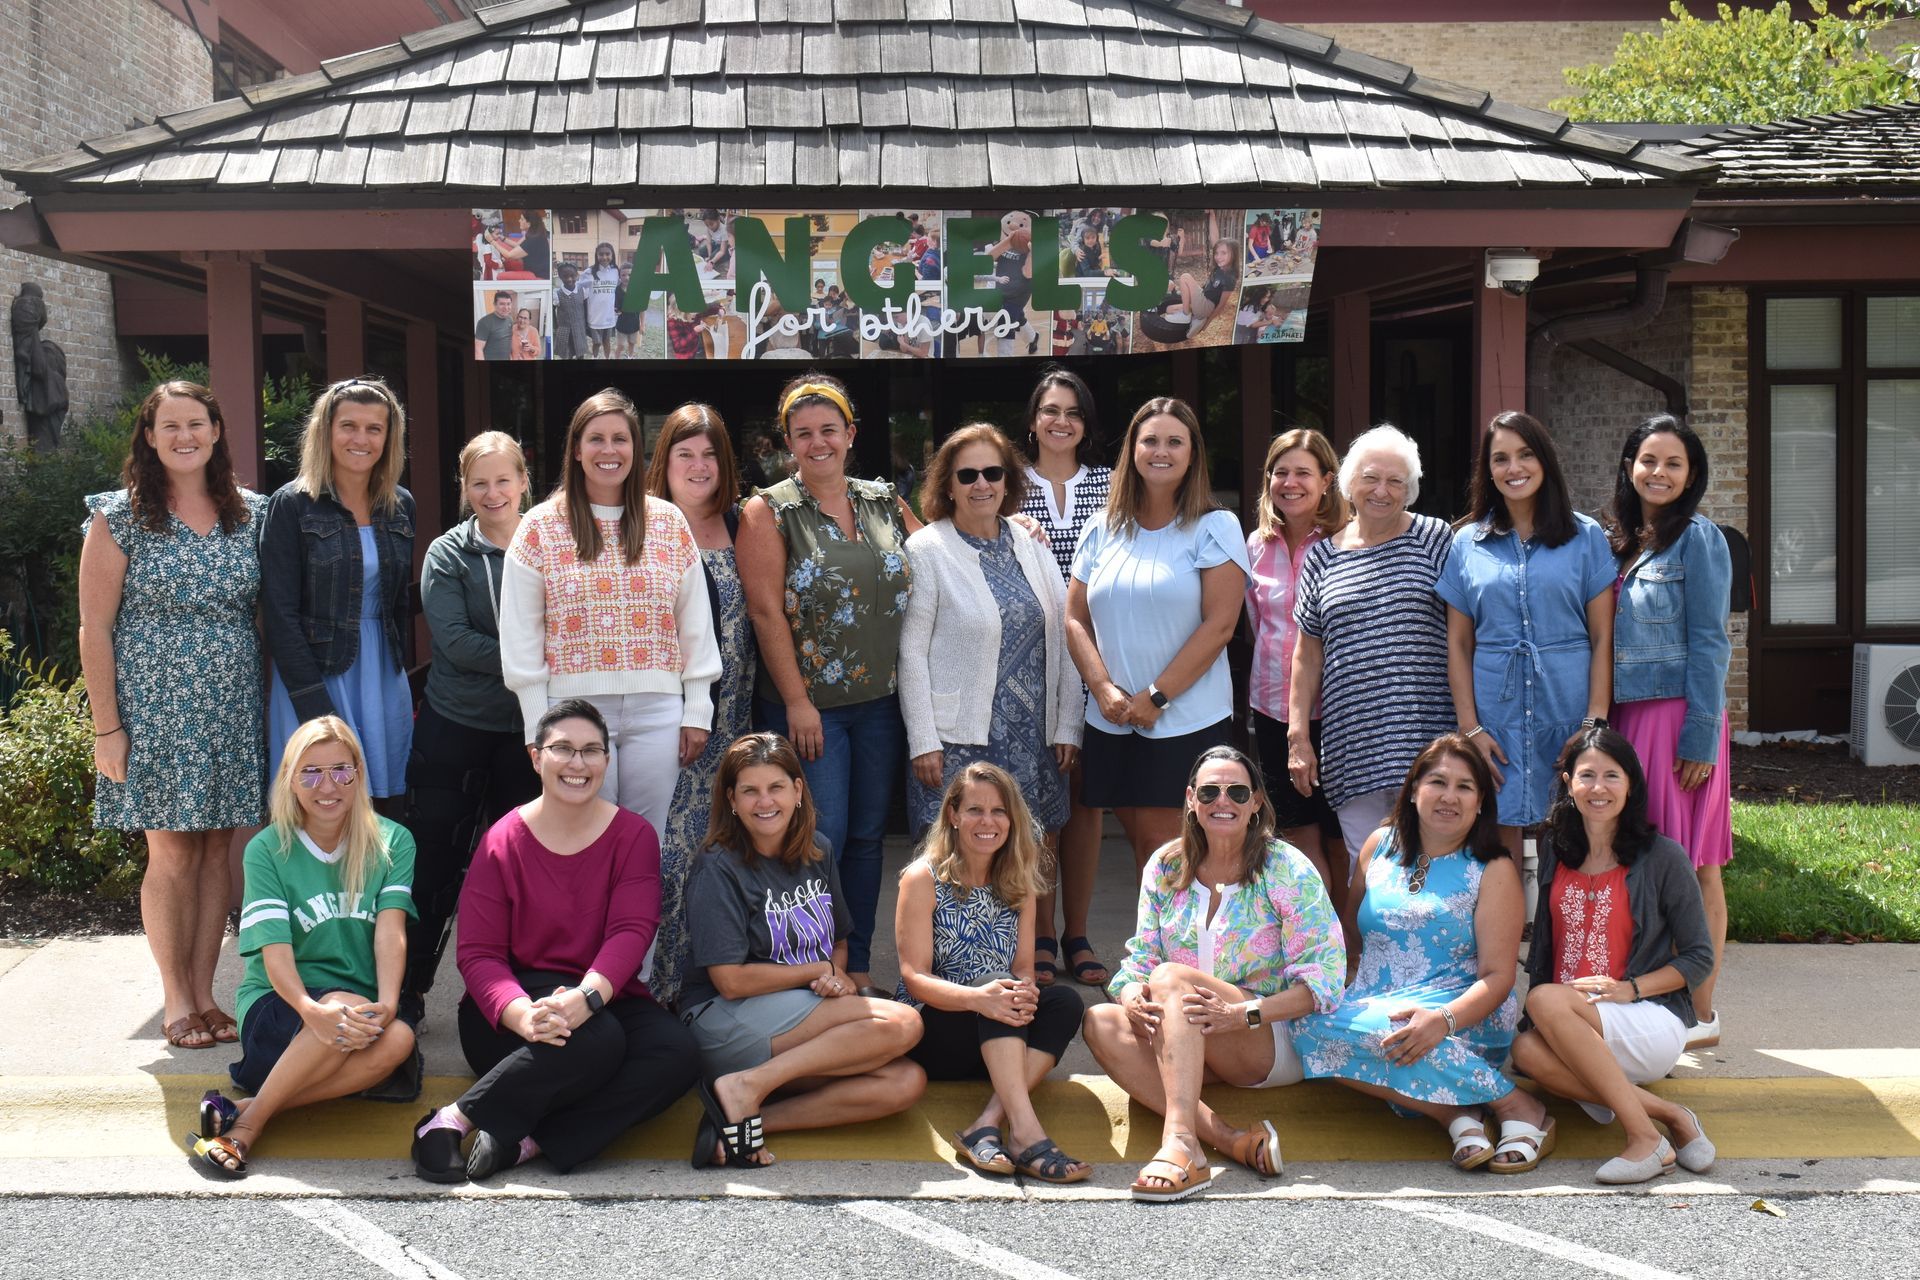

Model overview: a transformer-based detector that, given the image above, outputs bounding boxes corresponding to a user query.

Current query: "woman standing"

[187,717,417,1177]
[1245,428,1348,892]
[517,210,551,279]
[1508,728,1716,1184]
[643,404,757,1007]
[1606,415,1734,1047]
[895,763,1091,1183]
[79,381,267,1050]
[1017,368,1111,987]
[259,377,415,800]
[500,388,720,833]
[900,425,1080,842]
[1289,735,1537,1174]
[738,373,918,992]
[1082,747,1345,1201]
[1438,411,1617,856]
[1288,424,1455,851]
[1066,397,1249,874]
[400,433,541,1026]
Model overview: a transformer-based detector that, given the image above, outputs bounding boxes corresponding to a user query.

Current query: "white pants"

[1335,786,1398,853]
[567,691,683,833]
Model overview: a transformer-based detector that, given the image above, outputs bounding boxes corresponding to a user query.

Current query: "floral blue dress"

[907,527,1066,833]
[1290,833,1519,1106]
[650,545,757,1006]
[893,880,1020,1006]
[85,488,268,831]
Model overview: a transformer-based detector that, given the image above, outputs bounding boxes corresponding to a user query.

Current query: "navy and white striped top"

[1020,464,1112,582]
[1293,512,1456,809]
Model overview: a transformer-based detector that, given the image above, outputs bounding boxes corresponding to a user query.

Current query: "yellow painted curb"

[4,1074,1917,1164]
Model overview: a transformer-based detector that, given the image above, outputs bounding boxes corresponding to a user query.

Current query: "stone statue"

[11,282,69,450]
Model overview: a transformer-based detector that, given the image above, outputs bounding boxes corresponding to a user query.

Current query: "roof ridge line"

[1689,97,1920,147]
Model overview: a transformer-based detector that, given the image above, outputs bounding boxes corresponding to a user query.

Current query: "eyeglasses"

[297,764,359,789]
[1194,783,1253,805]
[1035,407,1085,423]
[956,466,1006,485]
[540,743,609,764]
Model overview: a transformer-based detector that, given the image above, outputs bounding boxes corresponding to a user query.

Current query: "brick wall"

[0,0,210,440]
[1294,22,1654,111]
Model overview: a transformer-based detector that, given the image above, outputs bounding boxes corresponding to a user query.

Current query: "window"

[559,215,589,236]
[212,25,280,100]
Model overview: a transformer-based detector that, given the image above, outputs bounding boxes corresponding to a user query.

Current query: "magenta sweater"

[456,806,661,1027]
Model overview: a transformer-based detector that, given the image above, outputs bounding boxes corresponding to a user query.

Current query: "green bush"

[0,634,144,894]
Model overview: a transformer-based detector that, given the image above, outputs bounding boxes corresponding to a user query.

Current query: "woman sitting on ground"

[895,762,1091,1183]
[1083,746,1345,1202]
[186,717,417,1178]
[411,699,700,1183]
[1289,735,1538,1174]
[1508,726,1716,1185]
[682,733,926,1168]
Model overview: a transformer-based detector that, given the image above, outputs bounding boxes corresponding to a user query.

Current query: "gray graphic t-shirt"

[680,839,850,1010]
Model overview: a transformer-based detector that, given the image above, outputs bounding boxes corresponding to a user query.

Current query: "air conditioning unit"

[1851,644,1920,766]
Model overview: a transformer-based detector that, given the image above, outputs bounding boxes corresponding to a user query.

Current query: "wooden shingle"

[1077,136,1160,186]
[566,84,619,132]
[592,134,640,185]
[839,130,881,186]
[448,43,510,87]
[1151,135,1203,187]
[366,138,449,185]
[503,39,563,83]
[879,26,934,73]
[804,26,881,75]
[271,148,320,186]
[468,87,538,133]
[596,30,672,79]
[344,98,409,139]
[1087,80,1161,131]
[727,28,802,76]
[312,143,372,187]
[930,26,982,75]
[748,79,827,128]
[950,0,1014,20]
[954,79,1015,131]
[555,34,599,81]
[1192,136,1259,185]
[762,130,797,185]
[1159,84,1236,134]
[821,81,862,126]
[857,78,911,129]
[671,29,728,77]
[838,0,906,19]
[1249,133,1316,185]
[1304,136,1373,185]
[1080,0,1138,29]
[213,149,281,187]
[989,133,1078,186]
[1102,32,1181,83]
[708,0,761,23]
[1179,37,1243,85]
[505,135,592,187]
[718,132,765,185]
[1015,0,1088,26]
[1033,27,1105,77]
[446,136,507,186]
[977,27,1038,76]
[532,85,570,134]
[632,0,702,26]
[1012,80,1090,130]
[906,77,958,130]
[580,0,642,33]
[692,80,749,129]
[259,102,350,145]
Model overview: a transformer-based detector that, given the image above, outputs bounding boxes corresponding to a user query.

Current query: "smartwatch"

[1148,684,1170,710]
[1243,1001,1263,1029]
[578,986,605,1014]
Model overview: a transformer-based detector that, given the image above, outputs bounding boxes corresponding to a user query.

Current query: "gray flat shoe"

[1595,1136,1676,1185]
[1671,1106,1715,1173]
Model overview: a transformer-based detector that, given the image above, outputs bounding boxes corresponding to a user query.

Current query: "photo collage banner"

[469,207,1321,362]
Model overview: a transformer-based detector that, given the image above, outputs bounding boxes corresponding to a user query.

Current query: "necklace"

[1408,852,1434,894]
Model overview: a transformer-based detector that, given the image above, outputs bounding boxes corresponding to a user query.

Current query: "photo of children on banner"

[700,290,746,361]
[856,209,944,360]
[955,209,1047,359]
[1057,208,1128,283]
[1054,288,1129,358]
[473,286,547,362]
[471,209,550,283]
[1134,210,1241,352]
[1243,208,1322,284]
[1235,283,1311,346]
[689,209,737,281]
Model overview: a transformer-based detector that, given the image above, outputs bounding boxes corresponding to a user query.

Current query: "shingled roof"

[4,0,1711,197]
[1681,103,1920,188]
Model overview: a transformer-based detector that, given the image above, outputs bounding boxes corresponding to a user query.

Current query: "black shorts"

[229,984,334,1094]
[1251,711,1341,837]
[1079,717,1231,810]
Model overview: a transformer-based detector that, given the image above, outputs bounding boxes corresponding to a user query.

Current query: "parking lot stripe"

[1376,1198,1689,1280]
[842,1199,1084,1280]
[280,1199,467,1280]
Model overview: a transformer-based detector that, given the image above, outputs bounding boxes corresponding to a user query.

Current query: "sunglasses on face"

[1194,783,1253,805]
[297,764,359,789]
[956,466,1006,485]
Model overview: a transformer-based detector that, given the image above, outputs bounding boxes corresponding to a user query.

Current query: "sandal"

[198,1090,239,1139]
[200,1007,240,1044]
[164,1012,214,1050]
[186,1131,248,1179]
[1033,936,1059,988]
[1487,1116,1557,1175]
[1129,1143,1213,1203]
[1227,1119,1282,1178]
[692,1079,766,1170]
[953,1126,1015,1176]
[1012,1138,1091,1185]
[1447,1113,1497,1171]
[1062,936,1111,988]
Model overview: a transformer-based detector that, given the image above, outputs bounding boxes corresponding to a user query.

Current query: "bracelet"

[94,726,124,738]
[1439,1006,1457,1034]
[1463,725,1486,740]
[1582,715,1610,731]
[1627,976,1643,1002]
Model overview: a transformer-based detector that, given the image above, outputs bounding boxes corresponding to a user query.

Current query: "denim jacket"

[1612,514,1731,764]
[259,482,416,724]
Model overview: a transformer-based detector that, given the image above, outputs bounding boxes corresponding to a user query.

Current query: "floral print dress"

[1290,834,1519,1105]
[85,488,268,831]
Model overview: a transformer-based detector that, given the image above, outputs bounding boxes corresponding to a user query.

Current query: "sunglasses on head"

[1194,782,1253,805]
[956,466,1006,485]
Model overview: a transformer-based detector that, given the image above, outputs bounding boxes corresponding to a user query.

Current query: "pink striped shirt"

[1245,527,1325,721]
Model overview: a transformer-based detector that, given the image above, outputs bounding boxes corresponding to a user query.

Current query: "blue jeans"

[755,694,903,974]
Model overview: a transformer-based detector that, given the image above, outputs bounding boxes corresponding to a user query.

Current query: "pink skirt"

[1611,697,1733,869]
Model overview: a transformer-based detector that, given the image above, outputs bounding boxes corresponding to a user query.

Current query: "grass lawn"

[1727,801,1920,942]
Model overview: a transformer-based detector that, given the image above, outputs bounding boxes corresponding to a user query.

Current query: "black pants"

[456,970,701,1173]
[907,984,1084,1082]
[403,703,539,994]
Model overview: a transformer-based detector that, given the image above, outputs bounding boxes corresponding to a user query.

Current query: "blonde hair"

[295,378,409,514]
[266,716,391,905]
[910,762,1050,911]
[456,430,529,516]
[1253,428,1349,544]
[1105,397,1217,535]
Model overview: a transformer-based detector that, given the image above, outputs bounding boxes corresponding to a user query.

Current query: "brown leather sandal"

[1129,1144,1214,1203]
[1227,1119,1282,1178]
[164,1013,214,1049]
[200,1007,240,1044]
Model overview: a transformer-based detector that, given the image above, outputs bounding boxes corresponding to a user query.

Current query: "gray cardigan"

[419,516,520,734]
[1525,832,1714,1028]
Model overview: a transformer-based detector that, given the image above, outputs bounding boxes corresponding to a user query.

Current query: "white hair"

[1338,423,1423,506]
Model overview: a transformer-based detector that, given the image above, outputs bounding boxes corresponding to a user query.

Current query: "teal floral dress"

[85,488,268,831]
[1290,833,1519,1105]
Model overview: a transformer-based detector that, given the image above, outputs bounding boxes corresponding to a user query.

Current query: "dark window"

[212,24,281,100]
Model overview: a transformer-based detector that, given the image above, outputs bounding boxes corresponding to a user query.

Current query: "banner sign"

[470,207,1320,362]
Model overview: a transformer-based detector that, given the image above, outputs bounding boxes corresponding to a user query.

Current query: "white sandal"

[1487,1116,1557,1174]
[1447,1114,1496,1171]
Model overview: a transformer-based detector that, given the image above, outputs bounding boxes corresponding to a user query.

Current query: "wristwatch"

[577,986,605,1014]
[1148,684,1170,710]
[1243,1001,1263,1029]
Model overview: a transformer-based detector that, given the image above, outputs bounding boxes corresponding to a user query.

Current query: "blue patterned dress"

[907,527,1066,832]
[650,545,757,1007]
[894,880,1019,1005]
[1290,833,1519,1106]
[85,488,268,831]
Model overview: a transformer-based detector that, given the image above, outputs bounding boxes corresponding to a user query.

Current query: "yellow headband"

[779,382,854,430]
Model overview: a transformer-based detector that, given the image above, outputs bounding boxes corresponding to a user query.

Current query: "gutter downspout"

[1566,338,1689,419]
[1525,261,1671,419]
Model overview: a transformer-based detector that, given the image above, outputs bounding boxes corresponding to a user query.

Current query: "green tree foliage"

[1554,2,1918,125]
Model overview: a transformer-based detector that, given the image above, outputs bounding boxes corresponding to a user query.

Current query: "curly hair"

[124,381,249,535]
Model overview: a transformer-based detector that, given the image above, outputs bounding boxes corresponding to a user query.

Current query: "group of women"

[77,363,1733,1195]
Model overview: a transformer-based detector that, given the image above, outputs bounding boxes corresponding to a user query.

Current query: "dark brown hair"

[1462,410,1577,547]
[775,370,855,433]
[124,381,249,535]
[1386,734,1509,865]
[1604,413,1711,562]
[1165,746,1278,893]
[1105,397,1217,534]
[704,732,822,871]
[1543,726,1657,868]
[557,388,647,565]
[921,423,1028,523]
[1023,365,1102,467]
[644,401,740,518]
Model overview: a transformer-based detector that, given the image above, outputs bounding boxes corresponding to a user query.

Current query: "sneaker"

[1684,1012,1720,1049]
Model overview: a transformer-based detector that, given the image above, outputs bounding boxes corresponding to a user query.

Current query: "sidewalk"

[3,829,1916,1197]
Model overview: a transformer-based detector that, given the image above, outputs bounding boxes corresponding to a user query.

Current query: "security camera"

[1484,249,1540,296]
